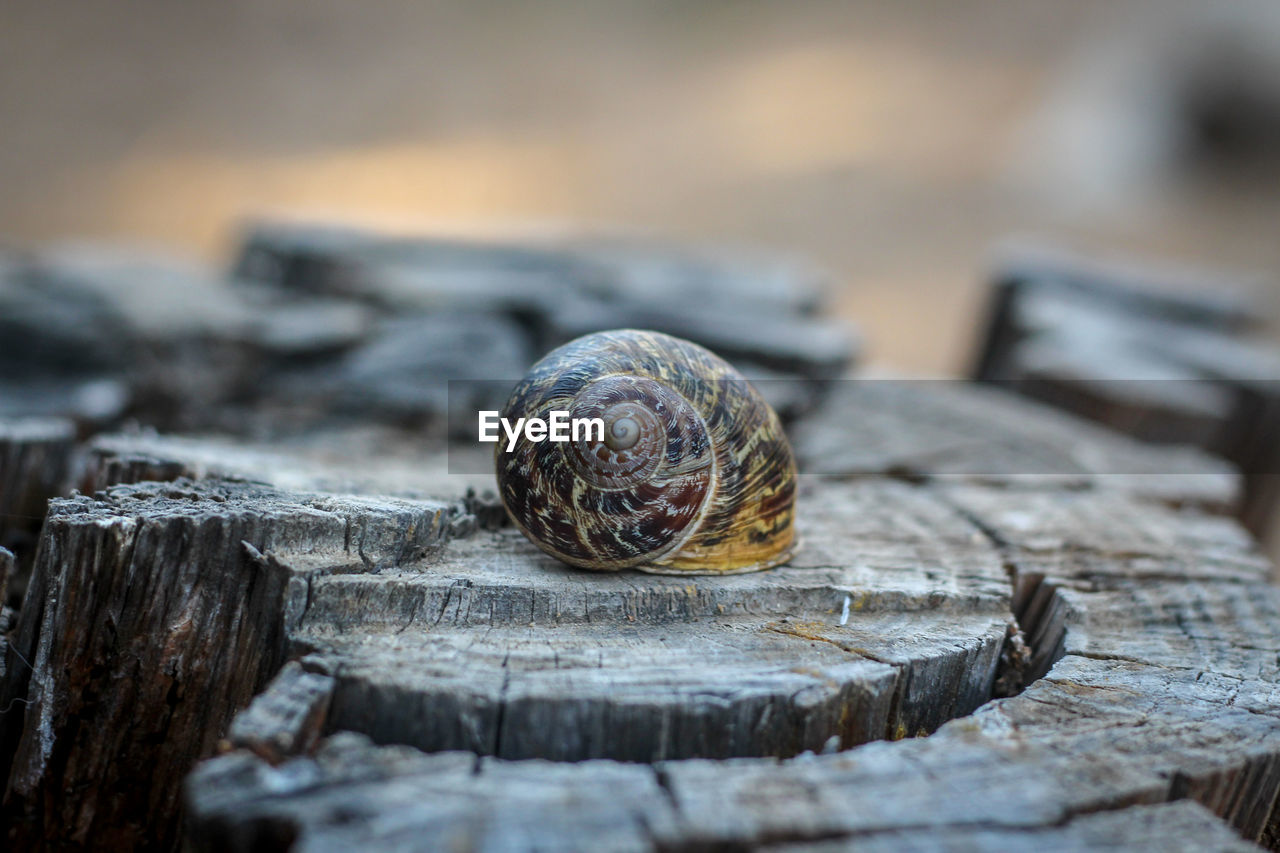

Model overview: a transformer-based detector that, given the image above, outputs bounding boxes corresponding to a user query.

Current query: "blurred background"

[4,0,1280,374]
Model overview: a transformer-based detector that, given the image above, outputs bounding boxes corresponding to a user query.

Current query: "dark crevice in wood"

[934,491,1069,696]
[0,548,11,617]
[651,765,680,814]
[1012,573,1070,682]
[1259,780,1280,852]
[881,667,909,742]
[491,654,511,760]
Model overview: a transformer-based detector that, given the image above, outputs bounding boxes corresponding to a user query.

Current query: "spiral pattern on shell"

[495,329,798,574]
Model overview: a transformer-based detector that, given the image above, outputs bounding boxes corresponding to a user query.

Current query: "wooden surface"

[180,480,1280,851]
[1,379,1276,850]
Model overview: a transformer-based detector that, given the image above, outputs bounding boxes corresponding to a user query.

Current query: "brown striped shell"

[494,329,798,574]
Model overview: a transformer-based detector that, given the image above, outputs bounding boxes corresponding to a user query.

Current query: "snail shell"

[495,329,798,574]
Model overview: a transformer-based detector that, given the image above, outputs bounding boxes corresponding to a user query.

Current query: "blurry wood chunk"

[0,223,855,440]
[982,242,1257,347]
[792,379,1239,513]
[545,300,855,421]
[232,221,826,317]
[0,378,130,426]
[232,221,381,293]
[1004,286,1235,447]
[239,300,374,358]
[972,240,1280,541]
[226,662,335,764]
[230,220,856,385]
[233,221,586,312]
[0,244,249,429]
[0,418,77,606]
[546,300,854,378]
[31,243,250,343]
[566,237,828,319]
[0,250,133,380]
[314,312,531,432]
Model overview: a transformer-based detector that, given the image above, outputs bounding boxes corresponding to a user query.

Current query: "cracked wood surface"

[181,481,1280,852]
[0,382,1277,851]
[292,478,1010,761]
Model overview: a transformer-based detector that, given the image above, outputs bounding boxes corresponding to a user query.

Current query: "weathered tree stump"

[0,481,456,851]
[2,381,1277,851]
